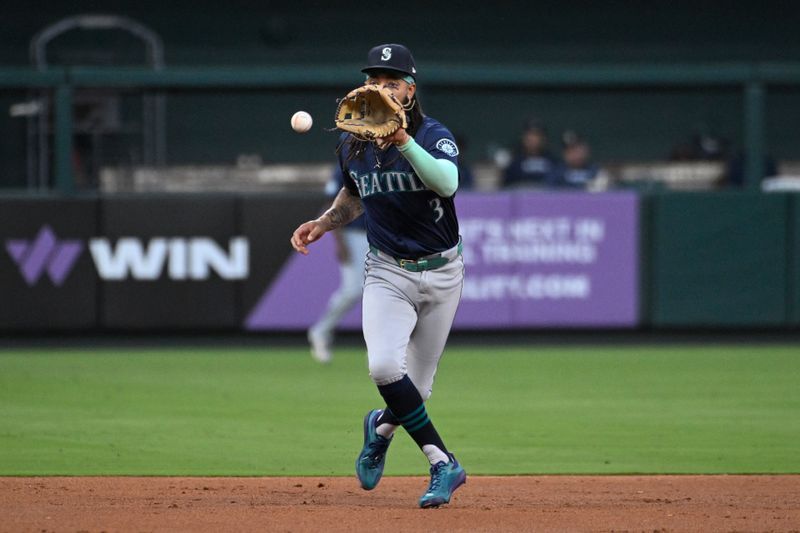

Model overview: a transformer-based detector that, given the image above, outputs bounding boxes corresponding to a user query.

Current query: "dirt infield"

[2,475,799,532]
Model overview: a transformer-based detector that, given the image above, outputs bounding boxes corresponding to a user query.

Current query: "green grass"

[0,345,798,476]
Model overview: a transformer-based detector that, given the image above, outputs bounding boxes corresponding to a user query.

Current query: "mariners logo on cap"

[381,47,392,61]
[436,138,459,156]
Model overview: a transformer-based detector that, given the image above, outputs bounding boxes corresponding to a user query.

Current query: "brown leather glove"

[335,84,408,141]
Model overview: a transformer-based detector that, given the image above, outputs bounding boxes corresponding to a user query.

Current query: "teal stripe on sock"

[404,415,430,433]
[397,404,425,424]
[400,408,428,429]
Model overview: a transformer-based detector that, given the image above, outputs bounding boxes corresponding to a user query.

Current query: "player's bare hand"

[290,220,328,255]
[377,128,410,150]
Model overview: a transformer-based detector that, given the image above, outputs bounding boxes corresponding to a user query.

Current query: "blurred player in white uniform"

[307,167,369,363]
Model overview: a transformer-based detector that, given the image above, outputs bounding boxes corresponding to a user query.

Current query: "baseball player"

[307,166,369,363]
[290,43,466,508]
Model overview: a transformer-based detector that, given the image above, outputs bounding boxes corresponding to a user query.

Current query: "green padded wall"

[650,192,790,327]
[791,195,800,326]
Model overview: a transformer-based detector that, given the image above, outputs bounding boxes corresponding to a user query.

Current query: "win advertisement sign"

[1,193,639,331]
[6,225,247,285]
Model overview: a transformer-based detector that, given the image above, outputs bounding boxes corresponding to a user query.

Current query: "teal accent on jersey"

[398,138,459,197]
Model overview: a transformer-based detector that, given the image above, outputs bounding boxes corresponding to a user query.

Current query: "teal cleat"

[418,454,467,508]
[355,409,393,490]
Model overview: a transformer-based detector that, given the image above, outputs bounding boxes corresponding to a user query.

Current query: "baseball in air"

[291,111,313,133]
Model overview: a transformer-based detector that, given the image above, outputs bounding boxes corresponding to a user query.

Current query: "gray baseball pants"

[361,243,464,400]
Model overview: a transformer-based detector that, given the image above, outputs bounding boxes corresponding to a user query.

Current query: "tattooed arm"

[290,187,363,255]
[317,187,364,231]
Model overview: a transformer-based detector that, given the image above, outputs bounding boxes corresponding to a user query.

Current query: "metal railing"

[2,61,797,193]
[24,14,165,192]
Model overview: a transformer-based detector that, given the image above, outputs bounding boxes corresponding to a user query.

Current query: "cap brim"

[361,65,415,79]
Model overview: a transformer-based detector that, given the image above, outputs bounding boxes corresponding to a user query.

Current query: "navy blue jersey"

[338,116,460,259]
[550,162,599,189]
[327,165,366,231]
[502,153,558,188]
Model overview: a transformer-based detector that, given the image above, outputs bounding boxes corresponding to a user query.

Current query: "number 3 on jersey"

[429,198,444,223]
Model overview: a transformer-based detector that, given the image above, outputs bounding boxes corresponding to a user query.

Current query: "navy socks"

[377,375,449,455]
[376,409,400,426]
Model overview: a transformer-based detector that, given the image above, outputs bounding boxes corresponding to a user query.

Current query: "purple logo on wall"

[245,191,640,330]
[5,225,83,286]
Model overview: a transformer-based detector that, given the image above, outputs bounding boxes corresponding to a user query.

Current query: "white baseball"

[291,111,313,133]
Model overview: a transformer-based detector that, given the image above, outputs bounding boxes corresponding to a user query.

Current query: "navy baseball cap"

[362,44,417,81]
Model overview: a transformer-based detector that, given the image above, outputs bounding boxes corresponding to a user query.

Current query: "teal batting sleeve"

[397,138,459,197]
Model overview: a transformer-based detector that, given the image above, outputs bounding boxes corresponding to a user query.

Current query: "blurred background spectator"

[668,128,779,188]
[500,120,558,189]
[669,130,729,162]
[550,130,608,190]
[724,152,779,188]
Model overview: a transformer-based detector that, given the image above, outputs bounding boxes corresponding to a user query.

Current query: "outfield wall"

[1,192,797,331]
[648,192,792,327]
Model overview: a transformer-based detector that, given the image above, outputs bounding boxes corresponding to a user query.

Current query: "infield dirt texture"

[1,345,799,531]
